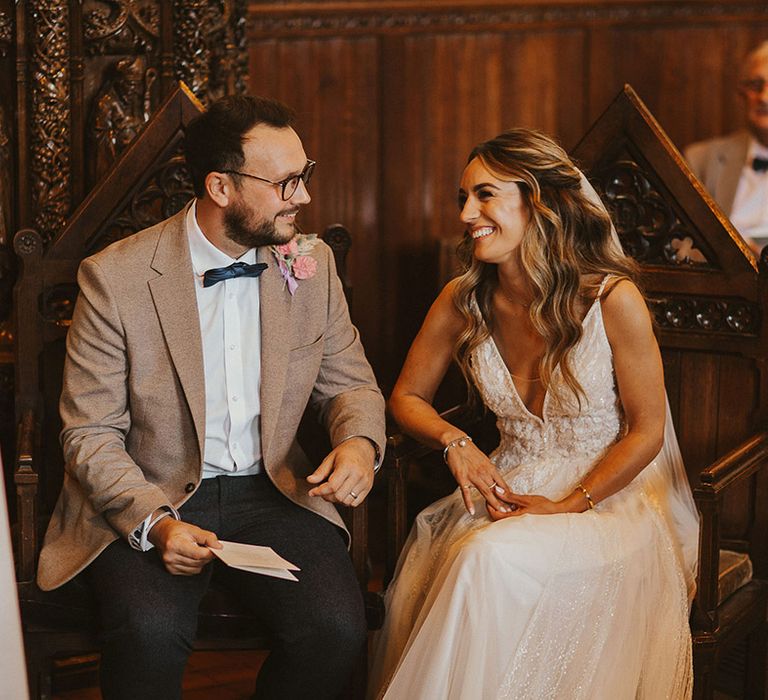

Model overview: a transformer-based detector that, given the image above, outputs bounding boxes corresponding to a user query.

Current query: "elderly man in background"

[685,41,768,253]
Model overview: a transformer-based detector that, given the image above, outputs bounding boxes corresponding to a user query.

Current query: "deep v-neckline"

[487,295,603,424]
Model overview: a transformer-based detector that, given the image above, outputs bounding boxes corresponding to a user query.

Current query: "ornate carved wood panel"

[11,84,204,513]
[0,1,246,474]
[573,86,768,548]
[9,0,246,244]
[89,137,193,253]
[28,1,71,239]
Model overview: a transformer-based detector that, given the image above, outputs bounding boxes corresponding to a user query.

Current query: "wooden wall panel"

[717,355,760,456]
[664,351,757,538]
[249,37,382,368]
[661,348,757,534]
[661,348,682,430]
[379,34,438,389]
[246,0,768,388]
[588,26,753,151]
[717,354,760,537]
[372,28,589,379]
[677,352,721,477]
[504,30,588,149]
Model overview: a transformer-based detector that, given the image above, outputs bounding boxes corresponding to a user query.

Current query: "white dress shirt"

[130,201,264,550]
[731,139,768,249]
[186,201,264,478]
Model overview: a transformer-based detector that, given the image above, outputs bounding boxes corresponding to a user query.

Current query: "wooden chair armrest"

[383,404,485,467]
[696,431,768,494]
[342,498,368,589]
[15,407,40,582]
[693,431,768,631]
[16,407,35,469]
[341,476,388,630]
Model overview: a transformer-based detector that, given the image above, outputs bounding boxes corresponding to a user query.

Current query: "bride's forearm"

[388,393,468,451]
[559,429,664,512]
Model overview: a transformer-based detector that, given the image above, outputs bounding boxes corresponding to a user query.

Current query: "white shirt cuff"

[128,505,180,552]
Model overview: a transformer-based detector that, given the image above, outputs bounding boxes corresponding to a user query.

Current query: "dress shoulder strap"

[596,274,614,299]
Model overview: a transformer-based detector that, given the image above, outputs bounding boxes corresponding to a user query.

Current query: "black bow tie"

[203,261,268,287]
[753,157,768,172]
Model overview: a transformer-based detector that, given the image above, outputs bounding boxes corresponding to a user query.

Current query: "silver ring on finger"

[349,490,358,499]
[461,484,472,490]
[487,481,498,489]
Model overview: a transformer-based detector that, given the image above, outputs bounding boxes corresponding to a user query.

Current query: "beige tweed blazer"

[37,205,386,591]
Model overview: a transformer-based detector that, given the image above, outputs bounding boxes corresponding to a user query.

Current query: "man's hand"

[148,517,221,576]
[306,437,376,506]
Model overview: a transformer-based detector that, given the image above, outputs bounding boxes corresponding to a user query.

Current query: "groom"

[36,95,386,699]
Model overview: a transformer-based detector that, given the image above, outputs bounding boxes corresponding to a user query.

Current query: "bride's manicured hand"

[487,492,568,519]
[445,441,512,515]
[486,501,516,521]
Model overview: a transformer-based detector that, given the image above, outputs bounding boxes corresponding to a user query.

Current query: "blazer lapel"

[147,206,206,461]
[258,246,293,465]
[716,131,751,216]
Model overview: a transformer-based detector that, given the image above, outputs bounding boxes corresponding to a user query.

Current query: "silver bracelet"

[442,435,473,464]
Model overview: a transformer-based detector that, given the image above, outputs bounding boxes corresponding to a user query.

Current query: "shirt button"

[232,395,239,402]
[229,344,236,350]
[184,482,195,493]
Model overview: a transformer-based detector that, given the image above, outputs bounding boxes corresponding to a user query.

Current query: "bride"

[369,129,699,699]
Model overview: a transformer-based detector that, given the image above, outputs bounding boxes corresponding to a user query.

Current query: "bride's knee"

[451,528,503,569]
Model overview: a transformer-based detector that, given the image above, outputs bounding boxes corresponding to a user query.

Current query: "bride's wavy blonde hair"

[452,128,640,407]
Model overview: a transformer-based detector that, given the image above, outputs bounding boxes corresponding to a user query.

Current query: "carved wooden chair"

[12,84,381,699]
[383,86,768,699]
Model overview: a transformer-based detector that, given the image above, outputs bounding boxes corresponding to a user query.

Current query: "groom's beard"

[224,198,297,249]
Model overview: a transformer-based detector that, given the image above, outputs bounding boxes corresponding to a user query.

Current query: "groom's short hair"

[184,95,296,197]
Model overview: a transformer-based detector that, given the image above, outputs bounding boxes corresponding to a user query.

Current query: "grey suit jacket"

[684,130,751,217]
[37,205,386,590]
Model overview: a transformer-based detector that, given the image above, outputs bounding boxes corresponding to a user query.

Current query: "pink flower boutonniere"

[271,233,320,295]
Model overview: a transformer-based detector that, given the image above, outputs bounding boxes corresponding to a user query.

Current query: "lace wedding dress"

[369,287,699,699]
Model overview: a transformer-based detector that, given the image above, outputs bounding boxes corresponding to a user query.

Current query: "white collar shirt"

[731,138,768,248]
[186,201,263,478]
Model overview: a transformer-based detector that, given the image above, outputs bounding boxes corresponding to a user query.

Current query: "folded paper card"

[210,540,300,581]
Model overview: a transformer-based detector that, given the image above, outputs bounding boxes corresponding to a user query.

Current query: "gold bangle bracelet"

[576,483,595,510]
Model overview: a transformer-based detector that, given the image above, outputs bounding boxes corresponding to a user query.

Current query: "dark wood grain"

[244,0,768,386]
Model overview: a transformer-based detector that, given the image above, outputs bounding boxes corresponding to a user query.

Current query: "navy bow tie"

[203,261,268,288]
[753,156,768,172]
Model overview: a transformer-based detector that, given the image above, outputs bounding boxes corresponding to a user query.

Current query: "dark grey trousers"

[86,474,366,700]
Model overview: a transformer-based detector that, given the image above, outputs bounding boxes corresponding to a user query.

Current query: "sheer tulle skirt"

[368,411,696,700]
